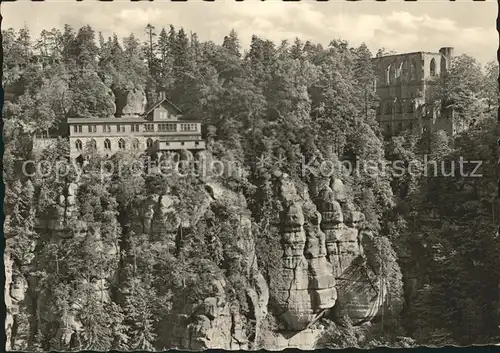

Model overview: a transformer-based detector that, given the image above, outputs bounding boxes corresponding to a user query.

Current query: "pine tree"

[222,29,241,58]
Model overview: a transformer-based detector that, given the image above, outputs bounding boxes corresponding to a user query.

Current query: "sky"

[1,0,498,65]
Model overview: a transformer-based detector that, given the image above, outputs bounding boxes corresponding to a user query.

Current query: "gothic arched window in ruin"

[430,58,436,77]
[402,60,409,80]
[75,139,82,151]
[104,139,111,150]
[386,64,392,84]
[118,138,126,150]
[90,139,97,150]
[146,138,153,149]
[410,60,417,80]
[133,138,140,149]
[389,65,396,83]
[397,62,404,79]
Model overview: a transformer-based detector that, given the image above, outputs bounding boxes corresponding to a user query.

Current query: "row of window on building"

[384,57,437,85]
[74,138,200,151]
[377,100,415,115]
[72,123,198,134]
[75,138,135,151]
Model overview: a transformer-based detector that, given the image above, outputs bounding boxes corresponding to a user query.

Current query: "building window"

[376,105,381,115]
[144,124,155,132]
[430,58,436,77]
[397,62,403,79]
[396,102,402,114]
[132,138,139,149]
[73,125,83,133]
[180,123,197,132]
[402,61,409,80]
[75,139,83,151]
[158,123,176,132]
[410,60,417,80]
[159,111,169,120]
[35,131,47,139]
[104,139,111,150]
[118,138,126,150]
[408,122,413,130]
[389,65,396,83]
[117,124,125,133]
[90,139,97,150]
[195,141,199,147]
[131,124,141,132]
[385,102,392,114]
[102,125,111,133]
[89,125,97,133]
[146,138,153,148]
[397,122,403,132]
[181,142,185,146]
[386,65,391,85]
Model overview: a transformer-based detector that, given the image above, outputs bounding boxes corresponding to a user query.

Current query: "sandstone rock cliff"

[115,87,147,116]
[6,174,390,351]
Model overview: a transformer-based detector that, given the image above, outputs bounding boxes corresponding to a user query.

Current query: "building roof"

[67,97,206,124]
[67,116,204,124]
[68,117,148,124]
[143,97,183,117]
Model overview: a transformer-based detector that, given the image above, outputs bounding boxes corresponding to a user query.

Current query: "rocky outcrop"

[5,225,37,350]
[106,86,117,116]
[31,182,120,350]
[9,172,391,351]
[316,179,386,324]
[170,182,270,350]
[172,176,388,348]
[5,254,28,351]
[261,328,325,350]
[172,278,249,350]
[272,175,337,331]
[115,87,147,116]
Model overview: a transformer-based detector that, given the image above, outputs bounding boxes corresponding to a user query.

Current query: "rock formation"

[315,179,386,324]
[170,182,270,350]
[115,87,147,116]
[7,173,391,351]
[5,254,28,351]
[271,175,338,332]
[106,86,117,116]
[172,278,248,350]
[27,182,120,350]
